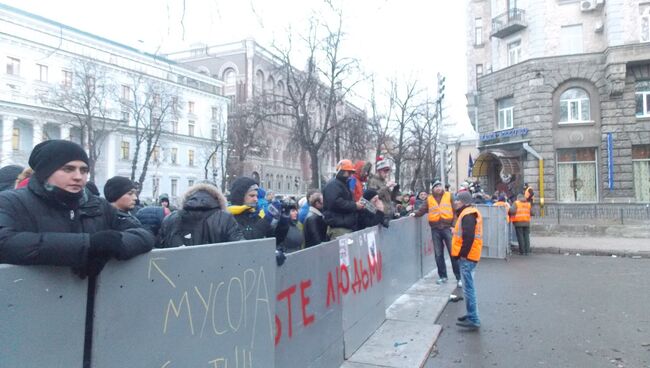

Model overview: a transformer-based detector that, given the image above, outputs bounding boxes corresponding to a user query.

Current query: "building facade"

[467,0,650,203]
[0,4,228,206]
[166,39,367,195]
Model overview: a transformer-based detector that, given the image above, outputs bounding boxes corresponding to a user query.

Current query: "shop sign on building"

[480,128,529,142]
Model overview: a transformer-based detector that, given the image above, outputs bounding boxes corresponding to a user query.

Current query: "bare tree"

[386,79,421,186]
[120,74,180,189]
[276,10,359,188]
[407,98,440,192]
[42,59,116,178]
[201,104,229,191]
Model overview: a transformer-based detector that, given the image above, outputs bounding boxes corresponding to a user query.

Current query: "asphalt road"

[425,254,650,368]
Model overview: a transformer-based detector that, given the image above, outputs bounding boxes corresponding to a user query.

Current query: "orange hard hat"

[336,159,355,172]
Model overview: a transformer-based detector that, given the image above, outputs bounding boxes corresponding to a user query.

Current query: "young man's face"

[419,192,427,200]
[46,160,89,193]
[244,189,258,207]
[378,168,390,179]
[433,185,444,195]
[114,189,138,211]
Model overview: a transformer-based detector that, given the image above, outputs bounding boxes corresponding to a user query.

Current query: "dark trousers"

[515,226,531,254]
[431,227,460,280]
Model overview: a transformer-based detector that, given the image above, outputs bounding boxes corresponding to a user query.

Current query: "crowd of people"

[2,141,540,331]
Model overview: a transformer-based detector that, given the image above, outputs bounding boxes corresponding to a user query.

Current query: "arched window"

[223,68,236,85]
[277,81,285,95]
[267,76,275,93]
[559,88,590,123]
[255,70,265,92]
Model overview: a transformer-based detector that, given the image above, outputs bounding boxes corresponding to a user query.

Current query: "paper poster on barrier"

[339,238,350,266]
[366,231,378,266]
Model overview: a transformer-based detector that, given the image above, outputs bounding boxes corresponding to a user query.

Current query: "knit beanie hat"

[456,191,474,205]
[228,177,259,205]
[431,180,443,189]
[104,176,136,202]
[0,165,24,192]
[29,140,89,183]
[363,188,379,201]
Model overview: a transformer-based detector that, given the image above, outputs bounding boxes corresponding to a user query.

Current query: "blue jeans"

[460,259,480,325]
[431,227,460,280]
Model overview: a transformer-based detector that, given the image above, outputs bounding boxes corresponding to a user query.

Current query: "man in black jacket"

[303,191,328,248]
[104,176,141,227]
[159,182,243,247]
[0,140,154,277]
[323,159,364,239]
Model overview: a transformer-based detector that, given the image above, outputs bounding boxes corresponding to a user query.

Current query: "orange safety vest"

[493,201,510,223]
[451,207,483,262]
[511,200,531,223]
[427,192,454,223]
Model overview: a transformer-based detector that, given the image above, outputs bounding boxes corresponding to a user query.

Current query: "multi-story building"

[0,4,228,205]
[466,0,650,203]
[166,39,367,195]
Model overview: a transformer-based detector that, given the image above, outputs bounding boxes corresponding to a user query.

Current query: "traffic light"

[437,73,446,101]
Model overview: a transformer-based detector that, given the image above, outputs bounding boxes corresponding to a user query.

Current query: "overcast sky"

[4,0,474,134]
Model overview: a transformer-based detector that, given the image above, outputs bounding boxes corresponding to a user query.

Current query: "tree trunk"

[309,150,320,189]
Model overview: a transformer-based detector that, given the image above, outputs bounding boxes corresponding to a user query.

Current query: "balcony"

[491,8,527,39]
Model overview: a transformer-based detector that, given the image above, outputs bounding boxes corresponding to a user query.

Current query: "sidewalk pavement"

[531,236,650,257]
[341,270,457,368]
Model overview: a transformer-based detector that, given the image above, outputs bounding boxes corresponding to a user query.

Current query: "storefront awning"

[472,149,521,177]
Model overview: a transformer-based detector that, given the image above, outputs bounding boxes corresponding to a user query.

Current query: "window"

[152,177,159,199]
[556,148,598,202]
[120,141,130,160]
[212,107,219,120]
[475,64,483,89]
[560,25,583,55]
[636,81,650,117]
[255,70,265,91]
[11,127,19,150]
[37,64,48,82]
[642,8,650,42]
[171,148,178,164]
[121,85,130,100]
[212,124,219,140]
[559,88,590,123]
[633,145,650,201]
[6,57,20,76]
[497,97,514,130]
[188,150,195,166]
[171,179,178,197]
[223,68,236,85]
[172,96,179,110]
[507,40,521,66]
[188,121,195,136]
[85,76,95,94]
[152,145,160,162]
[122,111,130,123]
[188,101,195,114]
[474,18,483,46]
[62,70,72,87]
[171,121,179,134]
[188,179,195,187]
[211,155,217,170]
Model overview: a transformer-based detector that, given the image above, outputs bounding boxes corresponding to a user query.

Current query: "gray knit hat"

[456,191,473,205]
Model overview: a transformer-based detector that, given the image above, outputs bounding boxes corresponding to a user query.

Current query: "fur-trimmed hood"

[181,183,227,210]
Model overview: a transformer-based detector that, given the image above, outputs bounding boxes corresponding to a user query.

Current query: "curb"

[529,247,650,258]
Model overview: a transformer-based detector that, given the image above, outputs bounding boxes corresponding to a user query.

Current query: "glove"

[73,257,109,279]
[275,249,286,266]
[89,230,124,259]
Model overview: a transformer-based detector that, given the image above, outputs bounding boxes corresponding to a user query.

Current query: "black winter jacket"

[278,222,304,252]
[159,184,243,247]
[323,176,358,230]
[0,179,154,270]
[303,208,328,248]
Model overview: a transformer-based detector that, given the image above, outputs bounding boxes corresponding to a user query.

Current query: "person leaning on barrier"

[159,181,243,248]
[0,140,154,278]
[357,189,389,230]
[509,193,532,255]
[323,159,365,239]
[303,191,329,248]
[226,177,289,265]
[493,195,511,224]
[104,176,141,228]
[451,191,483,330]
[412,180,461,287]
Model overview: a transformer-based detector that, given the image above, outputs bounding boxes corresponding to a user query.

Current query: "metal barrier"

[0,265,88,367]
[2,210,509,367]
[476,205,509,259]
[275,240,344,368]
[91,239,277,368]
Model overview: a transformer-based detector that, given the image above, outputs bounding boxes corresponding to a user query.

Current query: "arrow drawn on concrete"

[161,361,171,368]
[148,257,176,288]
